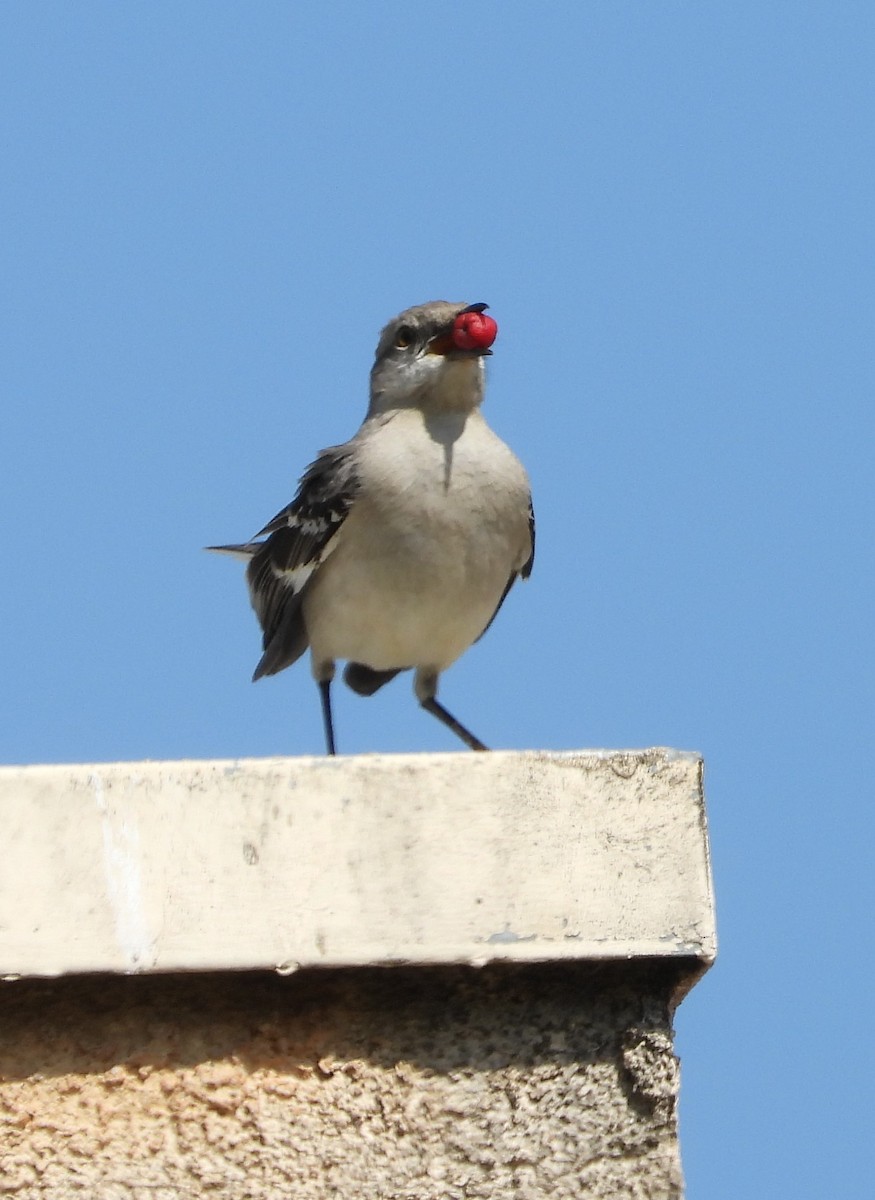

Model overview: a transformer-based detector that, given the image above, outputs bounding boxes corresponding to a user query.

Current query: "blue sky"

[1,3,872,1193]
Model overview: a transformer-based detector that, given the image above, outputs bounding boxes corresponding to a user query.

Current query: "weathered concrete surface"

[0,749,714,977]
[0,750,713,1196]
[0,963,686,1200]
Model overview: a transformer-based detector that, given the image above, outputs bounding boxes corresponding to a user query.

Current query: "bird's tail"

[204,543,262,561]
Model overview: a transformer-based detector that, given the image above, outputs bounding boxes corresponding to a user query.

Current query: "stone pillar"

[0,750,715,1199]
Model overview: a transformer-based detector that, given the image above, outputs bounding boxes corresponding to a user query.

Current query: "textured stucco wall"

[0,962,687,1199]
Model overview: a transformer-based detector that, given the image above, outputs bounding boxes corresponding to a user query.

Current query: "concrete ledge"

[0,749,714,979]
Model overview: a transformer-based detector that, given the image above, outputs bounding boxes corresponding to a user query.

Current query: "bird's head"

[368,300,498,417]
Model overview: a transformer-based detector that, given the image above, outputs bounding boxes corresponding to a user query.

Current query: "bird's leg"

[318,679,336,755]
[421,697,489,751]
[313,659,338,755]
[415,670,489,752]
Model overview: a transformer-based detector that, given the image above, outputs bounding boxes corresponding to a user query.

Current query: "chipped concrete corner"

[0,749,715,1198]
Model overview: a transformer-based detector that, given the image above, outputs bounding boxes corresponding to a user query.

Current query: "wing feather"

[476,494,535,642]
[210,442,359,678]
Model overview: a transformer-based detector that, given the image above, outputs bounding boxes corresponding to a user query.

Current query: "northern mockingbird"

[210,300,535,755]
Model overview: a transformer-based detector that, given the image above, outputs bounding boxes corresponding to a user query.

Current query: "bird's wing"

[521,495,536,579]
[211,441,359,679]
[476,495,536,642]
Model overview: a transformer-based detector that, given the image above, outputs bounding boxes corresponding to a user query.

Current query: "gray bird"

[209,300,535,755]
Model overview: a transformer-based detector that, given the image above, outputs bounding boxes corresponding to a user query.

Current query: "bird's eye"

[394,326,414,350]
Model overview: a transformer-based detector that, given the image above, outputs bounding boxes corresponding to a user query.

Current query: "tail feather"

[205,543,261,562]
[343,663,403,696]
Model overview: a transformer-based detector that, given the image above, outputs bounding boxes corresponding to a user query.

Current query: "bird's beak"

[425,331,460,357]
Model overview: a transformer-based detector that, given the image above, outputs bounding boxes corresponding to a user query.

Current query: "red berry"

[452,310,498,351]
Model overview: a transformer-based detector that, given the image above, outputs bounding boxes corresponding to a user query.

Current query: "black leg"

[319,679,336,755]
[421,696,489,752]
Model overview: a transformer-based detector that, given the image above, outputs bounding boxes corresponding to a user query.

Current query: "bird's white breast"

[303,409,531,673]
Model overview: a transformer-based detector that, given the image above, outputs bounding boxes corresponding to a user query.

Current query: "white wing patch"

[272,522,345,596]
